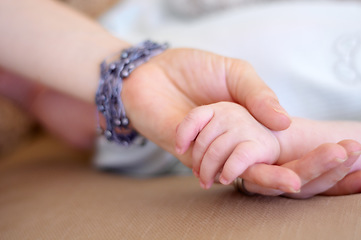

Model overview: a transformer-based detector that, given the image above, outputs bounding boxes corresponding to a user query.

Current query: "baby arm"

[175,101,282,189]
[275,118,361,172]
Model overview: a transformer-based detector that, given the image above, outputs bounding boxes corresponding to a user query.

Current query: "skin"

[0,0,290,151]
[1,0,360,198]
[175,102,361,198]
[242,140,361,198]
[122,48,291,165]
[0,68,96,149]
[175,102,281,190]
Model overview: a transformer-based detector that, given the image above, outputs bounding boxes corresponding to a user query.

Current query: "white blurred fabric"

[94,0,361,175]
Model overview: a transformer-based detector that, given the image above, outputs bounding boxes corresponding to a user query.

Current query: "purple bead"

[114,119,121,126]
[109,63,116,70]
[104,130,112,138]
[97,105,105,112]
[121,52,128,59]
[95,40,168,146]
[121,70,129,77]
[121,117,129,126]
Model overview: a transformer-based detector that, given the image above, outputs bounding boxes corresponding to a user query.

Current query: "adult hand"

[240,140,361,198]
[122,48,291,167]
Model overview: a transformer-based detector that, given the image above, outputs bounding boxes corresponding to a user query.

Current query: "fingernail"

[270,99,286,114]
[193,169,199,178]
[343,156,358,168]
[335,157,347,163]
[219,176,230,185]
[270,99,291,119]
[175,146,182,155]
[280,186,300,194]
[342,151,361,168]
[351,151,361,157]
[273,106,288,115]
[205,182,213,190]
[200,181,207,189]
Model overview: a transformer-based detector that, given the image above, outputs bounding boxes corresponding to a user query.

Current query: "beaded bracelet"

[95,40,168,145]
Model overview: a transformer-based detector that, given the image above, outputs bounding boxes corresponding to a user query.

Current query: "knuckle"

[223,167,238,180]
[232,146,252,163]
[183,108,200,124]
[193,136,208,153]
[192,141,207,165]
[237,59,253,71]
[204,145,223,163]
[223,147,254,178]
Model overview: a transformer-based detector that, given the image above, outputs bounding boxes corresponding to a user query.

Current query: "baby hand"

[175,102,280,189]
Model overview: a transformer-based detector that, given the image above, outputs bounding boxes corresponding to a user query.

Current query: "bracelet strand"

[95,40,168,145]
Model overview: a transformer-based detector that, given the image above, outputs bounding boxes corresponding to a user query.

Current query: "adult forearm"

[0,0,130,102]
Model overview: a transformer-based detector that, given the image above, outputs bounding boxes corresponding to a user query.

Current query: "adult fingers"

[282,143,348,185]
[238,143,348,197]
[323,170,361,196]
[285,161,353,199]
[284,140,361,198]
[322,140,361,196]
[224,58,291,131]
[240,164,301,195]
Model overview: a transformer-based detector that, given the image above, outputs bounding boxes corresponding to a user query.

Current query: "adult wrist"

[95,40,168,145]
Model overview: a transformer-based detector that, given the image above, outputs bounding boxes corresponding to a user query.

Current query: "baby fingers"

[197,132,239,189]
[218,140,276,185]
[175,106,214,155]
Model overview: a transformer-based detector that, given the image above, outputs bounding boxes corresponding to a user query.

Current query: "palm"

[122,49,235,166]
[123,48,291,168]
